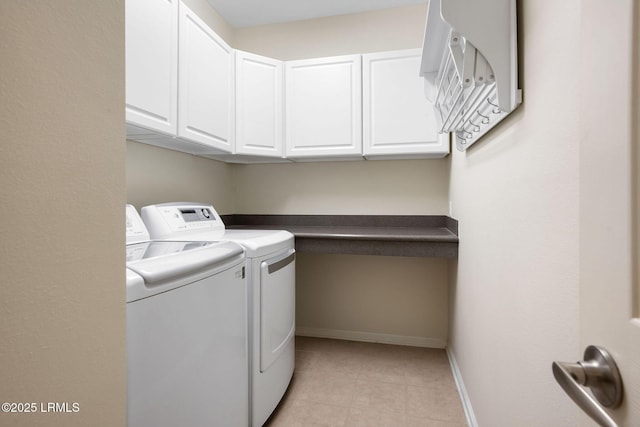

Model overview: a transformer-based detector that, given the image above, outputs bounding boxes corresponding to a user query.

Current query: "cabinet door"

[363,49,449,159]
[285,55,362,160]
[125,0,178,135]
[178,2,234,152]
[235,51,284,158]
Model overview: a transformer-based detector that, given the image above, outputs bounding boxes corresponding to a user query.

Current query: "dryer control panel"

[141,203,226,240]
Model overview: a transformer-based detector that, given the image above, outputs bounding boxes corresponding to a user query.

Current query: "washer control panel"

[180,207,215,223]
[126,205,150,244]
[141,203,226,240]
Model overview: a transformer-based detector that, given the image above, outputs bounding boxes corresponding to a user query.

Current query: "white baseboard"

[295,327,446,349]
[447,348,478,427]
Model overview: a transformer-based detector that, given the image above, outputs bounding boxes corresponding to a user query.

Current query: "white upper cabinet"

[362,49,449,159]
[285,55,362,160]
[178,2,234,153]
[125,0,178,135]
[125,2,448,162]
[235,51,284,159]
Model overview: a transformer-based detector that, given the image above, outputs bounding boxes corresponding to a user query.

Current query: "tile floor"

[265,337,467,427]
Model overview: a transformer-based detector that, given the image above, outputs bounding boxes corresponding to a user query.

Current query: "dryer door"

[260,249,295,372]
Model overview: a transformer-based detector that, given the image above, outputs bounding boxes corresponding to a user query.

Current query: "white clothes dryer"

[125,205,248,427]
[141,203,296,427]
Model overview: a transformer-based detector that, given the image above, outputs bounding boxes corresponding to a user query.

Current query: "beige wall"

[182,0,233,44]
[0,1,125,426]
[127,142,235,214]
[233,160,449,215]
[448,0,581,424]
[296,254,449,347]
[233,4,428,60]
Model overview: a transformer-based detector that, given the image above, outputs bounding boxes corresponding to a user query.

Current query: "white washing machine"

[141,202,296,427]
[125,205,248,427]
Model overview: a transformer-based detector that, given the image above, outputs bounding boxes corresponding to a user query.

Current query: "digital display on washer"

[179,208,215,222]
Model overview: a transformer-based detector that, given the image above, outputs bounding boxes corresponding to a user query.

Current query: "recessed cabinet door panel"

[236,51,284,157]
[178,2,234,152]
[285,55,362,159]
[125,0,178,135]
[363,49,449,159]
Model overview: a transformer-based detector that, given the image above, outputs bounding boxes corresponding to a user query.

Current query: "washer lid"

[126,240,245,302]
[126,240,218,263]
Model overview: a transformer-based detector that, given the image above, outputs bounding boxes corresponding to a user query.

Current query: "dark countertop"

[222,215,458,258]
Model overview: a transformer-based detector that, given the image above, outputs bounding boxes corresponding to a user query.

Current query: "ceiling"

[206,0,428,28]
